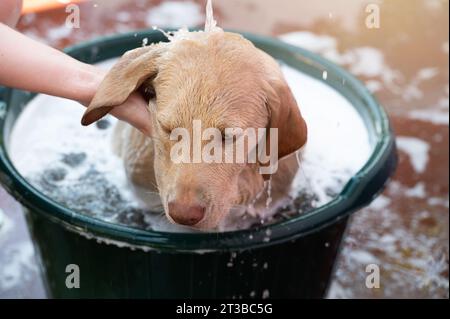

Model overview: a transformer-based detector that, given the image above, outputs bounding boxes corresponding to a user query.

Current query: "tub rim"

[0,29,397,252]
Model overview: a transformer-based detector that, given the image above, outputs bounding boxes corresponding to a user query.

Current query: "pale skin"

[0,0,152,135]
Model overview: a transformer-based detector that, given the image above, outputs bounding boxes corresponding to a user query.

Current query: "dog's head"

[82,31,307,230]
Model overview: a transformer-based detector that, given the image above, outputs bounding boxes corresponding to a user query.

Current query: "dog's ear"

[265,77,308,160]
[81,44,167,126]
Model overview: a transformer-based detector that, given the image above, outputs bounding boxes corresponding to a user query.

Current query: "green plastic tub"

[0,30,397,298]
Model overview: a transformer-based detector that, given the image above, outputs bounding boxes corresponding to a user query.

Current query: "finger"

[110,95,153,136]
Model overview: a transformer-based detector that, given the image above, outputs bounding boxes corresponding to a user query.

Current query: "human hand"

[79,65,153,136]
[107,92,153,136]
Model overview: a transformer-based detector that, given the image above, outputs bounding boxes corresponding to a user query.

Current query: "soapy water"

[8,60,372,233]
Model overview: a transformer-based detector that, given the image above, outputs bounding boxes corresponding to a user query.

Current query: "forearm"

[0,23,151,134]
[0,23,102,104]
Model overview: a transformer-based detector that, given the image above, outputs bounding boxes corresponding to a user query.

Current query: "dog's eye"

[139,84,156,102]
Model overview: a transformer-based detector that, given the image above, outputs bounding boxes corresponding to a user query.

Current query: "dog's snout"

[168,201,205,226]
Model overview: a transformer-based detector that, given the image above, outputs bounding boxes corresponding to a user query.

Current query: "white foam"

[0,208,14,242]
[280,32,405,98]
[408,109,449,125]
[396,136,430,174]
[345,47,385,78]
[0,242,37,290]
[348,250,378,264]
[369,195,391,211]
[279,32,337,53]
[284,65,372,205]
[404,182,427,198]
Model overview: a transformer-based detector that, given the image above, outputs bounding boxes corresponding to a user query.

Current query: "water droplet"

[265,177,273,208]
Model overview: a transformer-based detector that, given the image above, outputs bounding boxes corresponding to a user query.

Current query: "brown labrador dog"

[82,29,307,230]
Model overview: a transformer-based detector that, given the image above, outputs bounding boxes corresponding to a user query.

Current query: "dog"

[81,28,307,231]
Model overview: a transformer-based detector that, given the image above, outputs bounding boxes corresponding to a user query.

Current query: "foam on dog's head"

[153,0,222,44]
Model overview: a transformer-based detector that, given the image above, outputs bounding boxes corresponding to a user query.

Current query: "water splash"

[204,0,218,32]
[151,0,221,44]
[265,177,273,208]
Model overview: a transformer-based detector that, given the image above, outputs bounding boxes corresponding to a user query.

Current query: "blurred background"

[0,0,448,298]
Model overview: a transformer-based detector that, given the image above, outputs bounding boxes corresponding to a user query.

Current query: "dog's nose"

[168,201,205,226]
